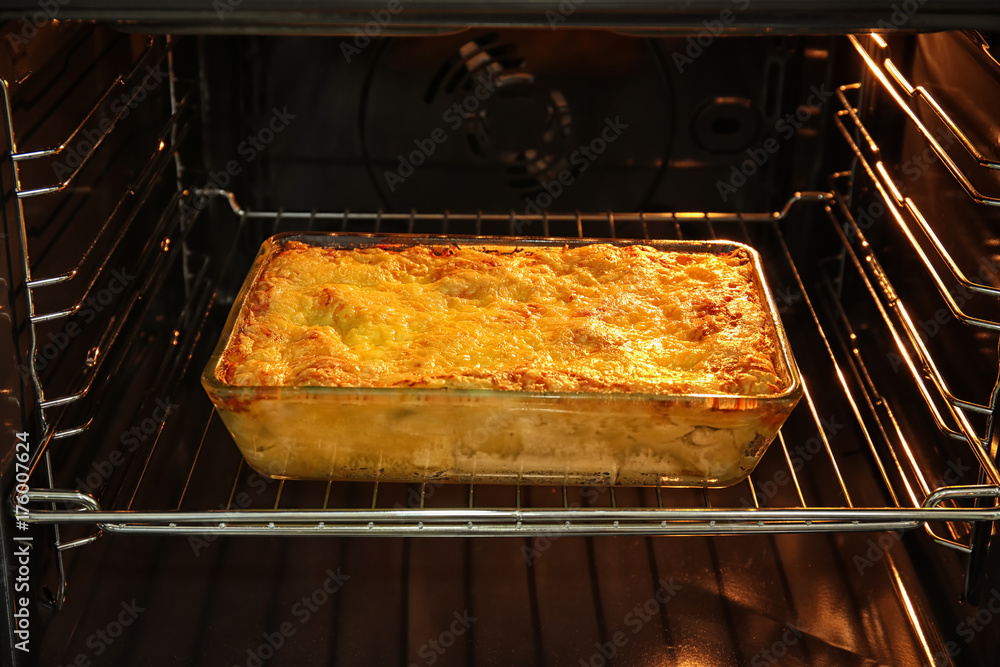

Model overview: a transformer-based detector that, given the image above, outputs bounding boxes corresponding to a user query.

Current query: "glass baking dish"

[202,232,803,487]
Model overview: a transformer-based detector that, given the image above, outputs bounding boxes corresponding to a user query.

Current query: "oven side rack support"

[13,486,1000,537]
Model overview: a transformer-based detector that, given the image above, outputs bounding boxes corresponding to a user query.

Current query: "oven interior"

[2,21,1000,666]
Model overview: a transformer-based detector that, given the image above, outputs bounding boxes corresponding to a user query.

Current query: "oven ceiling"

[2,1,1000,34]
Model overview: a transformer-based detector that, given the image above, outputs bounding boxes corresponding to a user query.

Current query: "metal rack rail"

[850,34,1000,207]
[6,33,999,548]
[17,192,1000,540]
[865,32,1000,172]
[833,96,998,442]
[836,85,1000,311]
[1,33,196,604]
[2,35,191,442]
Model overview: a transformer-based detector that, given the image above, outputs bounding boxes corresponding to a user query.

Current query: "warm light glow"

[876,162,903,203]
[883,60,914,94]
[889,559,937,665]
[870,33,888,48]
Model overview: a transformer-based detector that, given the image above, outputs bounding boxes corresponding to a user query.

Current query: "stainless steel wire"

[17,191,1000,538]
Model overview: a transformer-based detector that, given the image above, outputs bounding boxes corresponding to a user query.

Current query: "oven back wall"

[198,31,832,218]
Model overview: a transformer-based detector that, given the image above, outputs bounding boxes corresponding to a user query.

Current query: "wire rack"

[3,36,190,439]
[18,194,1000,541]
[8,35,1000,548]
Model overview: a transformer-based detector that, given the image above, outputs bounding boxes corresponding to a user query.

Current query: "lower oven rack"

[16,191,1000,542]
[21,489,1000,537]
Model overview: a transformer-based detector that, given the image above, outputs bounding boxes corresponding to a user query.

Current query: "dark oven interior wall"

[195,31,835,220]
[840,30,1000,620]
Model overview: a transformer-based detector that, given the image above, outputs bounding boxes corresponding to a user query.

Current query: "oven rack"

[2,34,190,445]
[833,101,1000,443]
[863,32,1000,172]
[17,194,1000,544]
[851,33,1000,206]
[10,37,172,198]
[847,37,1000,326]
[830,78,1000,572]
[836,84,1000,315]
[820,180,1000,550]
[5,32,998,548]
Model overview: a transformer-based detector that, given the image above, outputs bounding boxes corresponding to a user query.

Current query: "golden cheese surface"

[219,242,784,395]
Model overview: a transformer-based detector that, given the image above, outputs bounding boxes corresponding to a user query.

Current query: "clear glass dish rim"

[201,231,804,406]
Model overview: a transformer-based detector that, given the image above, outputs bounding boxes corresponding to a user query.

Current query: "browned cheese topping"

[219,242,782,395]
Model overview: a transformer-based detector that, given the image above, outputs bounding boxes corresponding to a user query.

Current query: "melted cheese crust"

[220,242,783,395]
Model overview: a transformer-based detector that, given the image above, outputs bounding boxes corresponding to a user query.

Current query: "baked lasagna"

[219,242,783,396]
[205,237,800,486]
